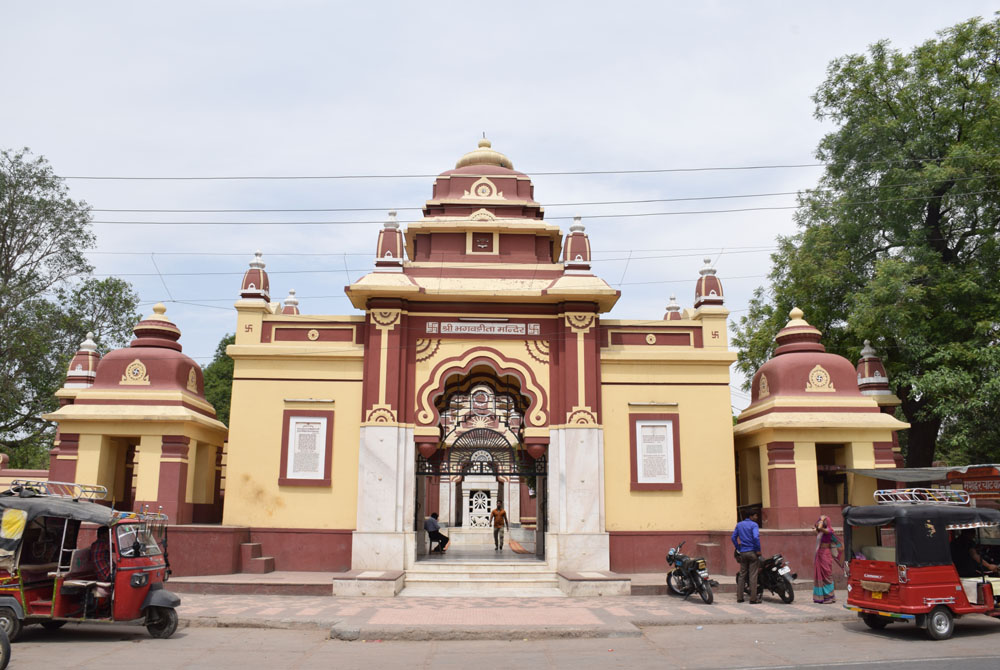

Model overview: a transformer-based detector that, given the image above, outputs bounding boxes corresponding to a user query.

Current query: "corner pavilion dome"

[90,303,208,399]
[748,308,863,403]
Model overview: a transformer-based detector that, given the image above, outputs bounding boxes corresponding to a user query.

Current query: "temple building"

[35,139,910,593]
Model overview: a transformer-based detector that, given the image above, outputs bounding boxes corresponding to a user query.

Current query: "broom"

[508,539,531,554]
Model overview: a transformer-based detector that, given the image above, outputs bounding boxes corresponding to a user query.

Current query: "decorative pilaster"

[763,441,799,529]
[156,435,193,524]
[48,433,79,483]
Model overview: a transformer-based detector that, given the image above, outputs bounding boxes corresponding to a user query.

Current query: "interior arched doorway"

[415,368,547,561]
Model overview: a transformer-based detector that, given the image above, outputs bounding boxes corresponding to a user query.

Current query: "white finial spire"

[284,288,299,307]
[80,332,98,352]
[384,210,399,230]
[666,294,680,313]
[699,257,717,276]
[249,250,266,269]
[861,339,877,358]
[570,215,585,233]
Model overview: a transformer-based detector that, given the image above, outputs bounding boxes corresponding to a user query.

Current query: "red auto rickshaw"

[0,480,180,641]
[844,488,1000,640]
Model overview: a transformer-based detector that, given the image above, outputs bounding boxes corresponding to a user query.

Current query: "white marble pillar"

[438,478,452,525]
[509,477,521,525]
[351,425,415,570]
[548,427,609,571]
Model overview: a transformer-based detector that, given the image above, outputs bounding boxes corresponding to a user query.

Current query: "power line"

[85,244,779,257]
[87,188,1000,226]
[86,174,997,213]
[58,152,1000,181]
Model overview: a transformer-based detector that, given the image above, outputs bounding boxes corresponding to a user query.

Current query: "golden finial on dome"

[455,136,514,170]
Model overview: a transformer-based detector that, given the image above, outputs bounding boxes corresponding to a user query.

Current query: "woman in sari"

[813,515,842,604]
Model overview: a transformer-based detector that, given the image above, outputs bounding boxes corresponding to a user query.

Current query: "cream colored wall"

[602,381,737,531]
[222,377,363,529]
[794,442,819,507]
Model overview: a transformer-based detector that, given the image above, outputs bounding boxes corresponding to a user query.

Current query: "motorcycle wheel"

[667,571,686,596]
[696,577,714,604]
[775,578,795,604]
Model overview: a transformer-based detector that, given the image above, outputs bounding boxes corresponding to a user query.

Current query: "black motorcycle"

[666,541,719,604]
[742,552,797,603]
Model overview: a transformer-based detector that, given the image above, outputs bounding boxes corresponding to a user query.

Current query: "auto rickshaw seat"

[861,545,895,562]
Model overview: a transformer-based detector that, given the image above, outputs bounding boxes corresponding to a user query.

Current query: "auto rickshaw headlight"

[131,572,149,588]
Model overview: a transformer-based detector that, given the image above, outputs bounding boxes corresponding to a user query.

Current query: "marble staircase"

[400,560,564,597]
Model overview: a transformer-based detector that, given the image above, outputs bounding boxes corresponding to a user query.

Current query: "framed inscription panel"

[279,409,333,486]
[629,413,682,491]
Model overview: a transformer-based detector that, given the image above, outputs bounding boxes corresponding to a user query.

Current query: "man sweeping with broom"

[491,502,509,551]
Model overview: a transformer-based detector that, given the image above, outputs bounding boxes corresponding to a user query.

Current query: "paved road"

[7,619,1000,669]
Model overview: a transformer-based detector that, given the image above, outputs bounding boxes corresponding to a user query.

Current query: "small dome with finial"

[455,137,514,170]
[562,215,592,273]
[857,338,891,395]
[65,331,101,388]
[240,250,271,301]
[281,289,300,315]
[375,210,405,270]
[664,295,682,320]
[694,257,724,308]
[131,303,182,350]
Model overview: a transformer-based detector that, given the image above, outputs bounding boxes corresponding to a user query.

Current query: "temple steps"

[400,561,564,597]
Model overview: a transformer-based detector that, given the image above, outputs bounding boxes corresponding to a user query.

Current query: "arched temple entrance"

[414,371,547,561]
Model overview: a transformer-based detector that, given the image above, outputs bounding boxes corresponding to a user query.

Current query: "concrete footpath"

[176,590,853,641]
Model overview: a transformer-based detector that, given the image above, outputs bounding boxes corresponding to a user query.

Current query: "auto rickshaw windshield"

[115,523,162,557]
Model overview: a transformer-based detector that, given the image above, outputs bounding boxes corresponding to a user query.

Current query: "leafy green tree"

[203,334,235,426]
[733,17,1000,468]
[0,148,140,468]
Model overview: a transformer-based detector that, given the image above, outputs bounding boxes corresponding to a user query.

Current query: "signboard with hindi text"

[286,416,327,480]
[635,420,675,484]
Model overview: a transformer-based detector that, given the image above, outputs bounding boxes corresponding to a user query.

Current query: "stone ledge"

[557,571,631,596]
[332,570,405,597]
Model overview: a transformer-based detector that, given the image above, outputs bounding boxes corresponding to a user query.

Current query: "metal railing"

[874,488,970,506]
[7,479,108,500]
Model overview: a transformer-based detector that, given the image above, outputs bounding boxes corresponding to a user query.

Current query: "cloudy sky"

[4,2,997,412]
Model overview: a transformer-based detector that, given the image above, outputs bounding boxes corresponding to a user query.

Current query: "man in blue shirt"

[731,510,762,603]
[423,513,449,553]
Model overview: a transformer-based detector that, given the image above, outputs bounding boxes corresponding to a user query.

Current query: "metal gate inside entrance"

[415,430,547,559]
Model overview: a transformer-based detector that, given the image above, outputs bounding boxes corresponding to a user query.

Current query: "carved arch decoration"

[415,347,548,428]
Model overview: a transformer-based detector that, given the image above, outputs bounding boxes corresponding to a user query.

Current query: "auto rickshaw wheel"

[925,606,954,641]
[145,607,178,639]
[0,627,9,670]
[0,608,21,643]
[862,613,889,630]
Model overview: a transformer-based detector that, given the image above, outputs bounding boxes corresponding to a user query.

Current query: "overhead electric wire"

[86,173,997,213]
[87,188,1000,226]
[58,152,1000,181]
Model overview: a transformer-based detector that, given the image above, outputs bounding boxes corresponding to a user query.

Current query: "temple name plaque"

[287,416,327,480]
[635,420,674,484]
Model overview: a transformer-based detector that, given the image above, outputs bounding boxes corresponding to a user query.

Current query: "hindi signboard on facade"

[635,420,674,484]
[287,416,327,480]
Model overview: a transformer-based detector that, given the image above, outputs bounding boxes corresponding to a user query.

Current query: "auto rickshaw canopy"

[844,504,1000,568]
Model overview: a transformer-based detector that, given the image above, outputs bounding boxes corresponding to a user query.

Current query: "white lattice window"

[469,490,491,527]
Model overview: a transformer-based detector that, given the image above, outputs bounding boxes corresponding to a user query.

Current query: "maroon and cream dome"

[749,308,862,403]
[91,303,207,399]
[663,295,682,321]
[423,138,542,220]
[281,289,301,315]
[240,250,270,301]
[65,332,101,388]
[694,257,724,308]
